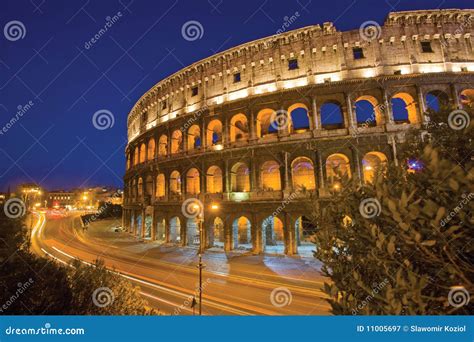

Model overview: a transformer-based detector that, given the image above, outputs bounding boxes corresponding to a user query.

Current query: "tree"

[311,107,474,315]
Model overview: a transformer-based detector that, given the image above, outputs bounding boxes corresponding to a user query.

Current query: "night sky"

[0,0,472,192]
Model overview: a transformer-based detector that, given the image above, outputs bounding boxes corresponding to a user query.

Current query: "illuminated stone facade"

[123,9,474,255]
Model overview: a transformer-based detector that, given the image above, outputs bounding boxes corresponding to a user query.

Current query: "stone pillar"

[283,152,290,191]
[141,208,146,238]
[317,151,325,189]
[151,209,157,240]
[417,85,427,123]
[224,159,231,193]
[311,96,320,131]
[249,108,257,141]
[165,215,170,243]
[201,119,206,149]
[181,171,186,196]
[284,212,296,255]
[250,159,257,191]
[278,105,290,137]
[224,114,230,146]
[251,213,261,254]
[383,89,394,124]
[450,83,460,109]
[167,131,172,155]
[351,147,362,184]
[200,162,206,196]
[345,93,356,128]
[224,217,232,252]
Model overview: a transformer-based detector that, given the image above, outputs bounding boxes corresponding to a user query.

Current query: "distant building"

[17,183,44,209]
[47,191,75,209]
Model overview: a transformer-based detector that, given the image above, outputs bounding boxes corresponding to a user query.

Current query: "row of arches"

[127,212,317,255]
[127,152,387,199]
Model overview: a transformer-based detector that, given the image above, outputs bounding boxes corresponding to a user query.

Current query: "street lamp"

[196,202,219,316]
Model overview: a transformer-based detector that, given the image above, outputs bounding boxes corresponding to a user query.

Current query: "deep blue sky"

[0,0,472,192]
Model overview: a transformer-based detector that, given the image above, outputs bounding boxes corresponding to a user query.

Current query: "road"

[30,211,331,315]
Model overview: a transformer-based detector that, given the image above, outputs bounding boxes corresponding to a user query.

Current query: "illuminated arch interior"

[139,143,146,163]
[392,92,418,124]
[326,153,351,185]
[147,138,155,160]
[260,160,281,191]
[288,103,310,132]
[187,125,201,150]
[206,166,223,193]
[158,135,168,156]
[355,95,383,126]
[257,108,277,137]
[186,168,200,194]
[170,170,181,194]
[231,162,250,192]
[291,157,316,190]
[207,119,222,146]
[230,114,249,142]
[156,173,165,197]
[171,130,183,154]
[362,151,387,184]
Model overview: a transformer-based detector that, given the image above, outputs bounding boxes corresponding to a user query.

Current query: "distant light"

[407,158,424,172]
[365,166,373,171]
[211,204,219,210]
[212,144,223,151]
[333,183,341,190]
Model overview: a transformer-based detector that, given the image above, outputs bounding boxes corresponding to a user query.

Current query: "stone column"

[284,212,296,255]
[417,85,427,123]
[141,208,146,238]
[283,152,290,191]
[345,93,356,128]
[351,147,362,184]
[251,213,261,254]
[201,119,207,149]
[167,131,172,155]
[224,114,230,146]
[383,89,394,124]
[311,96,320,131]
[450,83,460,109]
[317,151,325,190]
[250,159,257,191]
[151,209,157,240]
[224,217,232,252]
[249,108,257,141]
[224,159,231,193]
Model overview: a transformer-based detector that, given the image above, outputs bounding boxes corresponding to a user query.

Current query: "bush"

[312,108,474,315]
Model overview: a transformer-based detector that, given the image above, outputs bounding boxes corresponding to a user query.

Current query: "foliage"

[312,107,474,315]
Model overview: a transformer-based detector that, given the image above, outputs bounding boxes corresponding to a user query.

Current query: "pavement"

[30,211,331,316]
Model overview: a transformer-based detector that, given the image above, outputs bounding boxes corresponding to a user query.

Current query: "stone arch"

[147,138,155,160]
[231,162,250,192]
[207,119,223,146]
[232,216,252,250]
[291,157,316,191]
[126,154,131,170]
[136,212,143,237]
[391,92,418,124]
[171,130,183,154]
[186,168,200,194]
[320,100,344,129]
[362,151,387,184]
[210,217,224,247]
[133,147,139,165]
[155,217,166,242]
[260,160,281,191]
[288,103,310,132]
[355,95,383,126]
[326,153,351,187]
[186,218,200,246]
[425,90,449,112]
[139,143,146,163]
[206,165,223,193]
[230,113,249,142]
[156,173,165,198]
[187,125,201,150]
[262,215,285,254]
[158,135,168,156]
[145,175,153,196]
[169,170,181,194]
[169,216,181,244]
[256,108,277,137]
[295,215,317,257]
[144,212,152,239]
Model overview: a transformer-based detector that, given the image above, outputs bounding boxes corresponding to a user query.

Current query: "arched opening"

[355,96,382,126]
[262,216,285,254]
[207,120,223,147]
[147,138,155,160]
[132,179,137,199]
[426,90,449,112]
[169,171,181,195]
[137,177,143,197]
[291,157,316,191]
[171,130,183,154]
[145,175,153,197]
[158,135,168,156]
[288,103,310,133]
[256,108,278,137]
[186,218,200,246]
[187,125,201,150]
[144,214,152,239]
[126,154,131,170]
[186,168,200,194]
[133,147,139,165]
[391,92,418,124]
[156,173,165,198]
[460,89,474,109]
[136,213,142,237]
[169,216,181,244]
[206,166,223,193]
[130,212,135,233]
[321,101,344,129]
[230,114,249,142]
[260,160,281,191]
[326,154,351,187]
[211,217,224,248]
[139,143,146,163]
[231,162,250,192]
[155,218,166,242]
[362,152,387,184]
[232,216,252,250]
[295,216,317,257]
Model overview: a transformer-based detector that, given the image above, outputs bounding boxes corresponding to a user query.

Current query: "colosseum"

[123,9,474,256]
